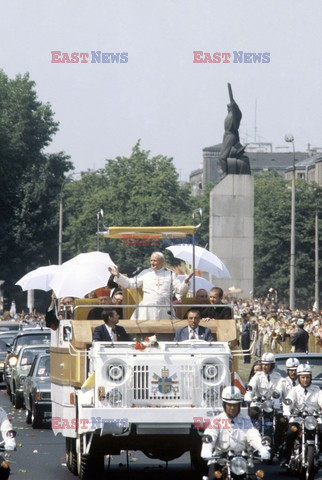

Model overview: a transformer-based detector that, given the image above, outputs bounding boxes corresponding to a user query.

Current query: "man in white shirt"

[201,386,270,470]
[109,252,192,320]
[281,363,322,466]
[275,357,299,453]
[244,353,281,440]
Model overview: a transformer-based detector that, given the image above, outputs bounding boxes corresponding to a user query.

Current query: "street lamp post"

[285,134,296,311]
[314,187,320,311]
[58,172,82,265]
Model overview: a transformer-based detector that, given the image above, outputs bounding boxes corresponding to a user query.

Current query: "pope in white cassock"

[109,252,192,320]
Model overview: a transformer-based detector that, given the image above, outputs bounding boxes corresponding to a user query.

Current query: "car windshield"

[36,356,50,377]
[16,334,50,348]
[20,349,41,366]
[0,334,16,351]
[275,358,322,381]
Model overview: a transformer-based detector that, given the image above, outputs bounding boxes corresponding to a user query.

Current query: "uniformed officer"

[201,386,270,461]
[281,363,322,466]
[274,357,300,452]
[244,353,282,440]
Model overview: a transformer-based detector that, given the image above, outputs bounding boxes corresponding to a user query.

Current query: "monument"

[219,83,251,176]
[209,84,254,296]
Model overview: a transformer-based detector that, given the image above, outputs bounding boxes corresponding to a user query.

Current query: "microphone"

[132,266,144,276]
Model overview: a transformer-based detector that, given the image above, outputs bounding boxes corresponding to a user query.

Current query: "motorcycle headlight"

[304,416,317,431]
[231,457,247,475]
[263,400,273,413]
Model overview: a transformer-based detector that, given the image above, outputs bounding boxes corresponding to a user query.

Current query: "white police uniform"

[276,376,298,403]
[244,370,281,402]
[0,408,16,450]
[283,384,322,416]
[201,411,269,460]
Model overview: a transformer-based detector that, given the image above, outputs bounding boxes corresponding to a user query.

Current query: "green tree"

[62,142,196,274]
[0,71,72,311]
[254,172,321,308]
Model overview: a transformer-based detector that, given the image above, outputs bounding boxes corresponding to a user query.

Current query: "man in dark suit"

[174,309,214,342]
[92,308,130,342]
[201,287,232,320]
[291,318,309,353]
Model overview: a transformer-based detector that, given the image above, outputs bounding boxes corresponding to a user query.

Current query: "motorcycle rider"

[274,358,300,453]
[244,353,282,437]
[281,363,322,467]
[276,357,299,402]
[0,407,16,480]
[201,386,270,465]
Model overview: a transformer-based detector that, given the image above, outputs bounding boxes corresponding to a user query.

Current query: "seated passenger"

[174,308,215,342]
[92,308,130,342]
[87,295,111,320]
[110,288,124,319]
[201,287,232,320]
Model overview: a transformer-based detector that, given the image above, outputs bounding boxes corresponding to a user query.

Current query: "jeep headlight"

[105,359,129,385]
[231,457,247,475]
[106,388,122,406]
[304,416,317,431]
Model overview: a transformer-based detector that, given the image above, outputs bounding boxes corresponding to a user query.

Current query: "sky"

[1,0,322,181]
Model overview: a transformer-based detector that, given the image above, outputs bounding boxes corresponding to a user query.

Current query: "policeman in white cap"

[276,357,300,402]
[201,386,270,462]
[274,358,300,453]
[281,363,322,466]
[245,353,282,403]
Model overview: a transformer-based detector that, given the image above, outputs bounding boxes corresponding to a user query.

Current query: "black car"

[274,353,322,389]
[4,328,50,396]
[23,353,51,428]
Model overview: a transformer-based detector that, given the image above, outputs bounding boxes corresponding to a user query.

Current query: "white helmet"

[286,357,300,369]
[261,353,275,364]
[222,386,243,404]
[297,363,312,376]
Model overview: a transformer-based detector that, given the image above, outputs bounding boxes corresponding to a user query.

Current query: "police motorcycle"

[201,387,270,480]
[201,441,269,480]
[245,388,281,460]
[283,399,321,480]
[0,430,16,480]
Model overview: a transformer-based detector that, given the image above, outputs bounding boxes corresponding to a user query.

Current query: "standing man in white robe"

[109,252,192,320]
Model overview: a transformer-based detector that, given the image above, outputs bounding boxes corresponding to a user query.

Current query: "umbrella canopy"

[16,265,60,292]
[166,244,231,279]
[177,275,213,292]
[48,251,115,298]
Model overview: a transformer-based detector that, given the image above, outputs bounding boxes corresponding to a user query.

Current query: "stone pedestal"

[209,174,254,297]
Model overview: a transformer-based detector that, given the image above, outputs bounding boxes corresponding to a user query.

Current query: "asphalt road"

[1,388,321,480]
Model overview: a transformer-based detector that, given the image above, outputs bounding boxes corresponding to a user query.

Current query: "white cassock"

[116,268,189,320]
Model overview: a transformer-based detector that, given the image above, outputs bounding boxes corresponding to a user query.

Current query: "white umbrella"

[16,265,60,292]
[166,245,231,279]
[177,275,213,292]
[48,251,115,298]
